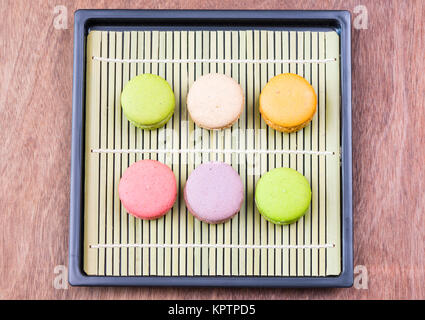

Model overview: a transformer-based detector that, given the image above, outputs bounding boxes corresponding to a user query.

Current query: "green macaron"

[121,74,175,129]
[255,167,311,225]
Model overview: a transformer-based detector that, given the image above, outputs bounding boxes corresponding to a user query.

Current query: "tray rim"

[69,9,353,288]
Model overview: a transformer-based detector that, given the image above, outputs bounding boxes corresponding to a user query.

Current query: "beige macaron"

[187,73,244,129]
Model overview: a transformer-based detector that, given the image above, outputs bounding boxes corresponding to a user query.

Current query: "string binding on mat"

[92,56,336,64]
[90,243,335,249]
[91,148,335,156]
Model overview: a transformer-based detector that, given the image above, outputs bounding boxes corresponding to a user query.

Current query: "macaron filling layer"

[127,109,174,130]
[262,113,314,133]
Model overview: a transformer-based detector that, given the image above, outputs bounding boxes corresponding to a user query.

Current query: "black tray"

[69,9,353,287]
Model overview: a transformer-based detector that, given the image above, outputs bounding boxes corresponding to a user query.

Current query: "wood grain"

[0,0,424,300]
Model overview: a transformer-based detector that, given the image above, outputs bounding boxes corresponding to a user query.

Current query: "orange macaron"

[259,73,317,133]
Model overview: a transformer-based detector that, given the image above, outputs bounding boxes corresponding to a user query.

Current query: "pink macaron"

[184,162,244,224]
[118,159,177,220]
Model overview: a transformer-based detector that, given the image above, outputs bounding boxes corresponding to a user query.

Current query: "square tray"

[69,9,353,287]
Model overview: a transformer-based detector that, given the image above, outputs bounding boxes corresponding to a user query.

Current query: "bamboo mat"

[83,29,341,277]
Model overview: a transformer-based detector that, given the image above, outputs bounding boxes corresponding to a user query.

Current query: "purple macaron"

[184,162,244,224]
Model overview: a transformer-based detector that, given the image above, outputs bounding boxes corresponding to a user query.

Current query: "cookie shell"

[118,160,177,219]
[255,167,311,225]
[259,73,316,133]
[121,74,175,129]
[187,73,244,129]
[184,162,244,223]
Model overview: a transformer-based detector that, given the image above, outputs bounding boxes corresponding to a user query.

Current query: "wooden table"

[1,0,424,300]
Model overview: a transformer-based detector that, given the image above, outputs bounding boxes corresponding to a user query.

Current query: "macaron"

[259,73,317,133]
[187,73,244,129]
[121,73,175,129]
[118,159,177,220]
[255,167,311,225]
[184,162,244,224]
